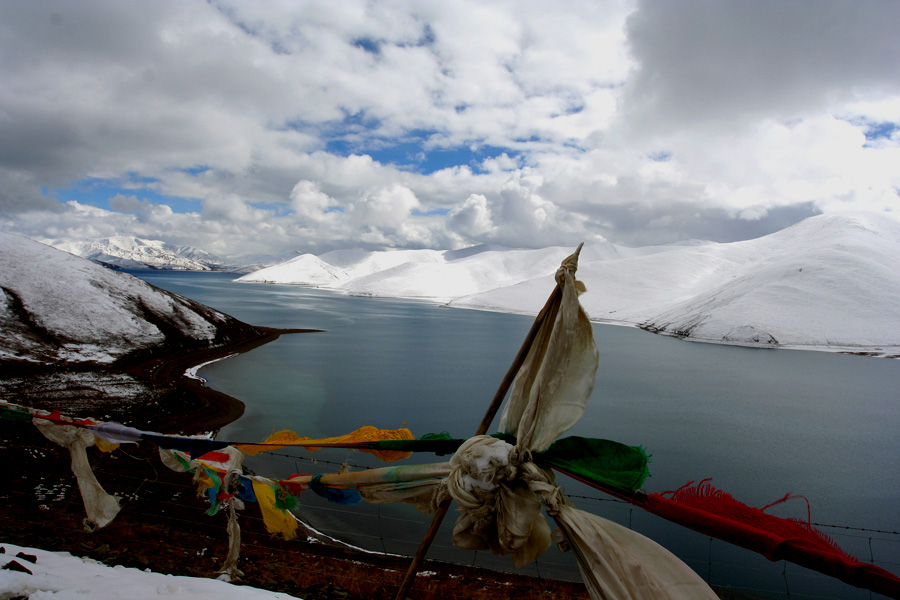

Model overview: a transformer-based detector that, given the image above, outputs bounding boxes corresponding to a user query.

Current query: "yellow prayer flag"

[251,480,299,540]
[236,425,414,462]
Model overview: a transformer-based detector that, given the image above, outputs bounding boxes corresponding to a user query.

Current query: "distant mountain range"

[47,236,231,271]
[237,213,900,356]
[14,213,900,356]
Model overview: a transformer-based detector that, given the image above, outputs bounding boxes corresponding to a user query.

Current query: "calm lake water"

[133,270,900,598]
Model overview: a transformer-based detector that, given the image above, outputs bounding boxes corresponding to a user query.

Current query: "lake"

[133,270,900,598]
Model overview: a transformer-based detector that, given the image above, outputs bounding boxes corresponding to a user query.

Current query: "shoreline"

[450,301,900,358]
[254,282,899,359]
[0,326,322,436]
[135,326,321,434]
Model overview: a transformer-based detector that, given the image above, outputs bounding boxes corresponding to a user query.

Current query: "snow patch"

[185,354,238,382]
[0,542,299,599]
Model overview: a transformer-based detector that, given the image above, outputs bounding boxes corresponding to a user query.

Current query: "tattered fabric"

[32,418,121,529]
[498,245,599,453]
[474,247,718,599]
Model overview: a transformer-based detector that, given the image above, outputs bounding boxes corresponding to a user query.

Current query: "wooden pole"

[393,281,563,600]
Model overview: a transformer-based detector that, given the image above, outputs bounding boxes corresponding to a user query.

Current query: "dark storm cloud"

[622,0,900,133]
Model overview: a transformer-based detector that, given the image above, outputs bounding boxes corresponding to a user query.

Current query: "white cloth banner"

[554,505,719,600]
[33,418,121,529]
[499,246,599,452]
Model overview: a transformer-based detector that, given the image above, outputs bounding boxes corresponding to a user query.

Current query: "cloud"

[289,180,335,223]
[621,0,900,135]
[0,0,898,260]
[108,194,143,213]
[351,184,420,230]
[448,194,495,238]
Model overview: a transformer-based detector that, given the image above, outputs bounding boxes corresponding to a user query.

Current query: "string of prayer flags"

[236,425,415,462]
[7,382,900,598]
[145,434,230,459]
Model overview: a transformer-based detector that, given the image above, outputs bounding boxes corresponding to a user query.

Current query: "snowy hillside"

[0,232,259,364]
[49,236,228,271]
[238,245,590,300]
[238,213,900,355]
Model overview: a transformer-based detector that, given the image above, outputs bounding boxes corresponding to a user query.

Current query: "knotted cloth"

[435,434,718,599]
[435,246,720,600]
[440,435,551,568]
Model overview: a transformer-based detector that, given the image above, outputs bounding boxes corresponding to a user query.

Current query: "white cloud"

[1,0,899,259]
[448,194,495,238]
[351,184,420,230]
[289,180,335,222]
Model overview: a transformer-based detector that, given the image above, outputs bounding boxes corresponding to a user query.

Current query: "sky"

[1,0,899,260]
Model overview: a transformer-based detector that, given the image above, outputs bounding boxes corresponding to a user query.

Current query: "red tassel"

[646,480,900,598]
[553,467,900,598]
[655,479,855,561]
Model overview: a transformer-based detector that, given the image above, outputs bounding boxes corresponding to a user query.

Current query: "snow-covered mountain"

[238,244,616,299]
[48,236,229,271]
[0,232,260,365]
[237,213,900,355]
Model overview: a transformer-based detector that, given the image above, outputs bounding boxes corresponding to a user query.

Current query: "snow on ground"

[0,543,300,600]
[237,213,900,355]
[0,232,234,364]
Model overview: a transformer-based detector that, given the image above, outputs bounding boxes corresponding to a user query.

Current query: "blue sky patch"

[178,165,212,176]
[863,121,899,142]
[368,141,521,174]
[325,125,523,175]
[845,117,900,147]
[315,109,526,174]
[50,177,198,214]
[352,37,381,55]
[412,208,450,216]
